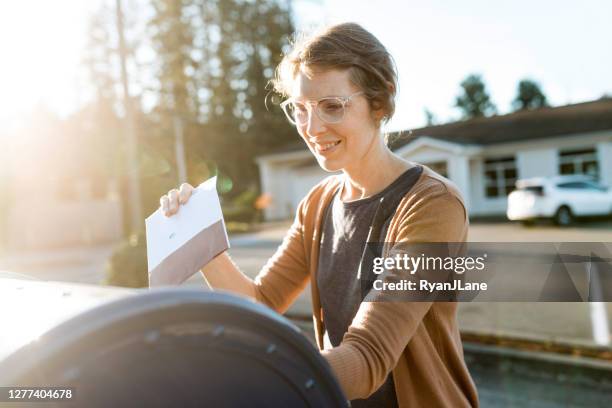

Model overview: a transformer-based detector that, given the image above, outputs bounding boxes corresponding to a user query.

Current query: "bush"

[222,188,261,223]
[104,232,148,288]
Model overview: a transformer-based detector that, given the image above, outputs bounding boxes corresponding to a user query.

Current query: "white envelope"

[145,176,230,286]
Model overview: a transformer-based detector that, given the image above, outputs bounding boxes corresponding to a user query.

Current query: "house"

[2,117,123,250]
[256,97,612,220]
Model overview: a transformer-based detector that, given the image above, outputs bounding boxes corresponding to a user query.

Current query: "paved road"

[2,220,612,349]
[468,219,612,242]
[200,220,612,350]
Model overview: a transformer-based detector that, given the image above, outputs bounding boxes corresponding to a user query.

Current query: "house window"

[484,157,517,197]
[426,161,448,178]
[559,148,599,179]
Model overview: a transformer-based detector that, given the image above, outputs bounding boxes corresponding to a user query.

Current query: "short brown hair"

[272,22,398,126]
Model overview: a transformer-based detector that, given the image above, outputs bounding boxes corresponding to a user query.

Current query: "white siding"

[289,166,333,216]
[259,162,299,220]
[517,149,558,179]
[403,145,451,164]
[597,142,612,188]
[469,158,509,216]
[448,156,471,209]
[7,200,122,249]
[259,158,331,220]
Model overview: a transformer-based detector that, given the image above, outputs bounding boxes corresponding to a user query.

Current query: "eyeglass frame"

[280,91,364,126]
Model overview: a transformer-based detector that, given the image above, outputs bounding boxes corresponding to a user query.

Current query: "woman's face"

[290,67,381,173]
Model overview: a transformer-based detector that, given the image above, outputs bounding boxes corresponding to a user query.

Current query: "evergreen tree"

[151,0,296,194]
[455,74,497,119]
[512,79,548,111]
[82,5,123,183]
[149,0,198,118]
[424,108,436,126]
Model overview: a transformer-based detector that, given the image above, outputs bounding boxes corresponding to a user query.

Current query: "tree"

[455,74,496,119]
[83,1,157,234]
[81,3,125,211]
[149,0,199,118]
[149,0,202,184]
[82,0,295,216]
[226,0,296,181]
[148,0,295,196]
[512,79,548,111]
[424,108,436,126]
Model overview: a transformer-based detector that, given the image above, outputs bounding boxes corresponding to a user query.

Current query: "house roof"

[388,97,612,150]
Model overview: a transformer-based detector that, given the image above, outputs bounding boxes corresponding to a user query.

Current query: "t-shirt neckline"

[337,165,423,208]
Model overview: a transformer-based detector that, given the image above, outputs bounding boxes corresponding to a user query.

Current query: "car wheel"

[554,206,573,226]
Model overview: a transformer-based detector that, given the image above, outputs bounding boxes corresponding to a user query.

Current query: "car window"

[584,181,609,192]
[557,181,603,190]
[519,185,544,194]
[557,181,608,191]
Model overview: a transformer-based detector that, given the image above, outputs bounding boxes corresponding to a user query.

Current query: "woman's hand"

[160,183,194,217]
[158,181,256,299]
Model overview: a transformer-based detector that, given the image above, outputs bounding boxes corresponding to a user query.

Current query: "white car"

[507,175,612,226]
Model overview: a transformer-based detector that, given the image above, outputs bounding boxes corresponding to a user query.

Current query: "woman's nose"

[305,109,327,137]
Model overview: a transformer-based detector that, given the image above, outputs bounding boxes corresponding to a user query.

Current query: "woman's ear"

[371,108,386,128]
[375,109,386,122]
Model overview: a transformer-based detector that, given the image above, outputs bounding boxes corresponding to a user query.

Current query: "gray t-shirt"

[317,166,422,407]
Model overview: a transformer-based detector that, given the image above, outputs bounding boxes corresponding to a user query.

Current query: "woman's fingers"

[168,189,180,213]
[178,183,194,204]
[161,183,194,217]
[160,195,170,215]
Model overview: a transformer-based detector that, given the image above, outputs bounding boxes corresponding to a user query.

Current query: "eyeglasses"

[280,91,363,126]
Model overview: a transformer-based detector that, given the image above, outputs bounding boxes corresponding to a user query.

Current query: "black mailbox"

[0,278,347,407]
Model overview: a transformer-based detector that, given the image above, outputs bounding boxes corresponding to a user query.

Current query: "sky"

[0,1,100,130]
[0,0,611,133]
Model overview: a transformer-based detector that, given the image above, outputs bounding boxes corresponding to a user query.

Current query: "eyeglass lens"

[285,98,345,125]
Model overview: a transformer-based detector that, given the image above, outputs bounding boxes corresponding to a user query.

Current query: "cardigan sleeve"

[252,198,311,314]
[322,184,468,399]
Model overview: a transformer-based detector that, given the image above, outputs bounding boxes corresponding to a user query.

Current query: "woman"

[161,23,479,407]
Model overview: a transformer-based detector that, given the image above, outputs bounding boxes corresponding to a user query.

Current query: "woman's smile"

[313,140,342,155]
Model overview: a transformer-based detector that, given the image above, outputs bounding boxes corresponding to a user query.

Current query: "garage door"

[289,166,334,216]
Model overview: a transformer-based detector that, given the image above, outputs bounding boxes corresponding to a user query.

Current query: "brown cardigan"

[253,166,479,407]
